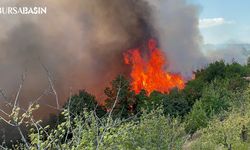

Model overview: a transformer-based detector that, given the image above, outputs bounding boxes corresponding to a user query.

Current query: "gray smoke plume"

[0,0,156,142]
[203,44,250,64]
[0,0,209,116]
[0,0,154,108]
[145,0,207,77]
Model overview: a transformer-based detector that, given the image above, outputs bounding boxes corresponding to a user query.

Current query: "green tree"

[134,89,149,113]
[191,112,250,150]
[185,80,233,134]
[163,89,189,117]
[183,78,205,107]
[185,100,208,134]
[104,75,136,118]
[247,57,250,66]
[64,90,106,118]
[182,60,250,119]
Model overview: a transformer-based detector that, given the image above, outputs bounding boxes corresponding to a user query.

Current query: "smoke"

[145,0,206,77]
[2,0,250,143]
[203,44,250,64]
[2,0,246,115]
[0,0,155,108]
[0,0,156,142]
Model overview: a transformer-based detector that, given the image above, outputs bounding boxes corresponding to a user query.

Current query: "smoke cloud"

[0,0,154,108]
[203,44,250,64]
[145,0,207,77]
[1,0,246,117]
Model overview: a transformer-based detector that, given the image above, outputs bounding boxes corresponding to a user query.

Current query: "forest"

[1,60,250,150]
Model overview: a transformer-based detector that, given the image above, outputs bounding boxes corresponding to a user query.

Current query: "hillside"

[1,61,250,149]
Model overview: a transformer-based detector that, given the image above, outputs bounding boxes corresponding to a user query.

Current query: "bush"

[27,107,185,149]
[189,84,250,150]
[163,89,190,117]
[191,112,250,150]
[185,100,208,134]
[185,80,233,134]
[64,90,105,118]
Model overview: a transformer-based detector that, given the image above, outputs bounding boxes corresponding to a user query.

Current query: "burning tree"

[123,39,185,95]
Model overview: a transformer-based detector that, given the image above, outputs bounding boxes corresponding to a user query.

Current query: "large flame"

[124,39,185,94]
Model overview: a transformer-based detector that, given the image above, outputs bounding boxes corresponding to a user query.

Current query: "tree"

[135,91,165,114]
[191,112,250,150]
[64,90,106,118]
[134,89,149,113]
[247,56,250,66]
[183,78,205,107]
[163,89,189,117]
[185,100,208,134]
[183,60,250,111]
[185,80,233,134]
[104,75,136,118]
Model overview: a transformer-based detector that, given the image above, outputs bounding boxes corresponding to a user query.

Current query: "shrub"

[27,107,185,149]
[185,80,233,134]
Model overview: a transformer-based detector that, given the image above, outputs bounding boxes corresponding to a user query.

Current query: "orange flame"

[124,39,185,94]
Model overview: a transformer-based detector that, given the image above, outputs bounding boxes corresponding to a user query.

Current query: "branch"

[13,73,26,110]
[108,87,121,119]
[31,117,40,150]
[0,89,11,107]
[64,89,72,143]
[96,77,122,150]
[41,64,60,109]
[0,115,16,127]
[17,126,29,149]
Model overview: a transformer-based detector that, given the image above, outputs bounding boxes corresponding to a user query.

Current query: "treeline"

[2,60,250,149]
[61,61,250,132]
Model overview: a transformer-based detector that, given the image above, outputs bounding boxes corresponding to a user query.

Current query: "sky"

[188,0,250,44]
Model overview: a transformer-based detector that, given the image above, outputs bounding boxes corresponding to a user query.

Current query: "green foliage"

[64,90,106,117]
[27,107,185,150]
[103,61,249,119]
[127,108,185,149]
[44,90,106,133]
[5,61,250,149]
[247,56,250,66]
[182,61,250,135]
[184,61,250,107]
[135,90,190,118]
[185,100,208,134]
[195,61,249,82]
[163,89,189,117]
[199,80,232,116]
[135,91,164,113]
[134,89,149,113]
[183,77,205,107]
[188,84,250,150]
[191,112,250,150]
[200,60,227,82]
[185,80,233,134]
[104,75,136,118]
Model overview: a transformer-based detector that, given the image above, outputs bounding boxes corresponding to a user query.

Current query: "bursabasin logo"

[0,7,47,15]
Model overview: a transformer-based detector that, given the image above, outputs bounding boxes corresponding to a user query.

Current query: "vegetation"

[1,60,250,149]
[64,90,106,118]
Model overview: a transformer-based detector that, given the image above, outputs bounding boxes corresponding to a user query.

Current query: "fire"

[123,39,185,94]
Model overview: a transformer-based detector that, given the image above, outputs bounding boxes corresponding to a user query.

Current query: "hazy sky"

[189,0,250,44]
